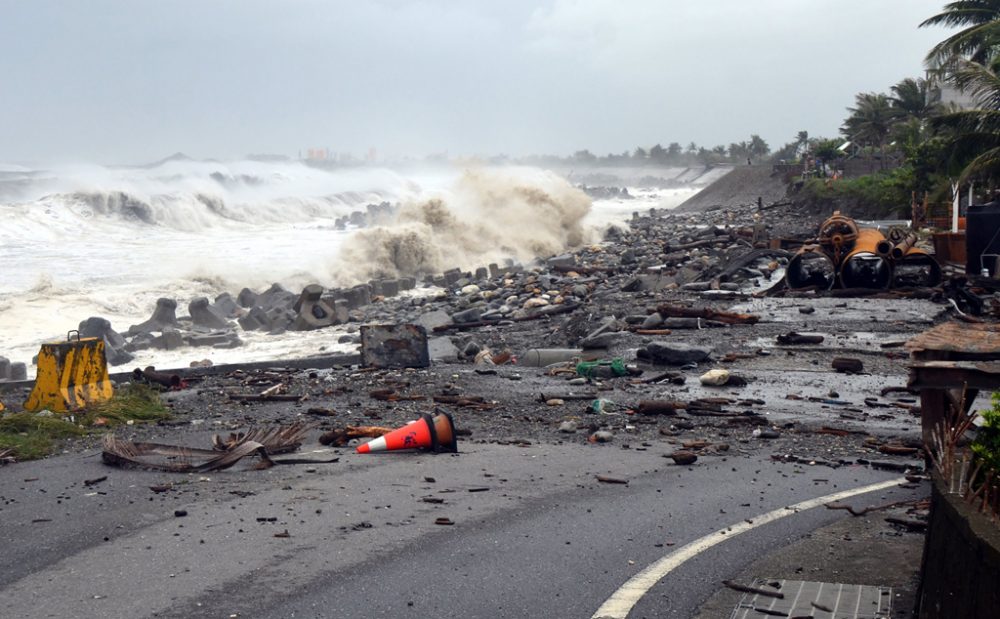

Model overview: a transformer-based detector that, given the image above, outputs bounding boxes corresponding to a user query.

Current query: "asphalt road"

[0,442,920,619]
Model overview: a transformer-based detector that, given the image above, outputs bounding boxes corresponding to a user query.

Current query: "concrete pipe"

[786,245,837,290]
[891,246,942,288]
[839,228,893,289]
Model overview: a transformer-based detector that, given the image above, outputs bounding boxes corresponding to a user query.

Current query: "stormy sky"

[1,0,947,164]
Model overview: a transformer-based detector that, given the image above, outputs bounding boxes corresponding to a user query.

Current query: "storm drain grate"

[729,579,892,618]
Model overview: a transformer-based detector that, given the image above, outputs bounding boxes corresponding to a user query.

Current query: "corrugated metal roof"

[907,321,1000,358]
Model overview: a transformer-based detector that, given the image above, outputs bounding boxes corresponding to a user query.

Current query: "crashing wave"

[335,169,591,283]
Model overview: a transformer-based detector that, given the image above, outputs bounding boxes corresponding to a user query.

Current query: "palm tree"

[842,93,901,167]
[931,57,1000,180]
[890,77,940,120]
[921,1,1000,64]
[748,134,770,159]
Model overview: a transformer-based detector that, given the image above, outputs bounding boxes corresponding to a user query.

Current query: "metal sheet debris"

[729,579,891,618]
[906,321,1000,359]
[102,423,336,472]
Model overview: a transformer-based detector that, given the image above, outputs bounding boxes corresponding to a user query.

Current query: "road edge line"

[591,476,907,619]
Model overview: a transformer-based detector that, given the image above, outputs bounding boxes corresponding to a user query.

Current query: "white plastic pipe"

[952,181,960,233]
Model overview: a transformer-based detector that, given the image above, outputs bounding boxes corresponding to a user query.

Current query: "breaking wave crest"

[335,169,591,283]
[0,160,409,234]
[43,189,380,230]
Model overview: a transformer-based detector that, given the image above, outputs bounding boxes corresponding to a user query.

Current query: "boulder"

[580,332,618,349]
[451,308,482,324]
[428,336,460,362]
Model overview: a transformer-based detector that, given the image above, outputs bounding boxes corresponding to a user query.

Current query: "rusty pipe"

[891,246,942,288]
[875,238,894,257]
[839,228,893,289]
[785,245,836,290]
[133,366,182,389]
[889,233,918,261]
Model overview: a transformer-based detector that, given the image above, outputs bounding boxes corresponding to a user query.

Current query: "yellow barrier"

[24,331,113,413]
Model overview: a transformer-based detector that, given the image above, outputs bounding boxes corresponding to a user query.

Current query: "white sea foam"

[0,161,698,378]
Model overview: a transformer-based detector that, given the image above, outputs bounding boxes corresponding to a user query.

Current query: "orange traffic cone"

[356,412,458,454]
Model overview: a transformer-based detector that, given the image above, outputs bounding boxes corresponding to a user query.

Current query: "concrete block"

[360,324,430,369]
[189,297,231,330]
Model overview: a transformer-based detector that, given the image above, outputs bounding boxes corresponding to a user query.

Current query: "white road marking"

[591,477,907,619]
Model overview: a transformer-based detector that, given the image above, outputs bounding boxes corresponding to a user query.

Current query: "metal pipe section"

[875,238,894,257]
[785,245,837,290]
[839,228,893,289]
[889,232,918,261]
[892,246,942,288]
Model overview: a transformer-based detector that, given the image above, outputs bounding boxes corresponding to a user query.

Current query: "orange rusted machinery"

[816,211,859,265]
[839,227,893,289]
[785,212,940,290]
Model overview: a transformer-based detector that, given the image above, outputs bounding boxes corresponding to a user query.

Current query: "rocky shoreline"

[0,197,948,467]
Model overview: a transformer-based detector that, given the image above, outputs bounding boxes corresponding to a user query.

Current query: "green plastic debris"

[576,358,629,379]
[590,398,617,414]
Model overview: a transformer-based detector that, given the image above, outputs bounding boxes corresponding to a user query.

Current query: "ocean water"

[0,160,698,376]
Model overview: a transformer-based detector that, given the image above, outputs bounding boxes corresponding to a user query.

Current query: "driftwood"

[434,303,582,332]
[722,580,784,599]
[655,303,759,325]
[538,392,598,402]
[637,400,686,415]
[832,357,864,373]
[319,426,394,447]
[824,498,922,517]
[776,332,824,345]
[228,393,302,402]
[635,371,685,385]
[433,395,493,409]
[369,389,426,402]
[663,238,723,252]
[878,444,922,457]
[551,264,616,275]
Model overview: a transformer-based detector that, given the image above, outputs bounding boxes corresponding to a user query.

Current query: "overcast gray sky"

[0,1,948,164]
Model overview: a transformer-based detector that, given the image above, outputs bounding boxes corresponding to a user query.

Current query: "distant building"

[927,67,978,110]
[305,148,331,161]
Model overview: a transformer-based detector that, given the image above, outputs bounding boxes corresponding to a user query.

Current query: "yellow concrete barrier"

[24,331,113,413]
